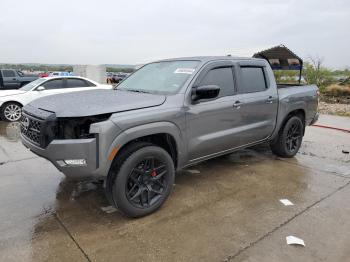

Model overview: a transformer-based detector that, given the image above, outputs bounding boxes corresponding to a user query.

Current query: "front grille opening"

[20,116,42,146]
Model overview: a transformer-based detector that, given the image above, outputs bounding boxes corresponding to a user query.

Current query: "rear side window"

[199,67,234,97]
[239,67,267,93]
[42,79,63,89]
[66,78,95,88]
[2,70,16,77]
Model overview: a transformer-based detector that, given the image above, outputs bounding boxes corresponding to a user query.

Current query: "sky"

[0,0,349,69]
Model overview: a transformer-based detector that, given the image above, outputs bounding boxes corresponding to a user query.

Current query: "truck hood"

[0,90,27,97]
[25,89,166,118]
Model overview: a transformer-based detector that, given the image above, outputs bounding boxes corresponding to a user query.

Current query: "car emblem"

[21,116,30,131]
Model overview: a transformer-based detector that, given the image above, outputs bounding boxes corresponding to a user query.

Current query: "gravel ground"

[318,101,350,117]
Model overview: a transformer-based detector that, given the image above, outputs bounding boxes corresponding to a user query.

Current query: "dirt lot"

[319,95,350,117]
[0,115,350,262]
[318,101,350,117]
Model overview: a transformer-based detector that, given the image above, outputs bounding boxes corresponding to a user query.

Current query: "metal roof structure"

[253,44,303,70]
[253,44,303,82]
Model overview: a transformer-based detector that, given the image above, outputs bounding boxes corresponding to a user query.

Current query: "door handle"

[233,100,243,109]
[266,96,274,104]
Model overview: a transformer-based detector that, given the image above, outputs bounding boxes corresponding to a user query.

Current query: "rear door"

[64,78,98,92]
[231,63,278,146]
[2,70,20,89]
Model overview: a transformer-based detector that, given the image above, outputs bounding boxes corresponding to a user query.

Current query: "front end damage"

[20,106,117,179]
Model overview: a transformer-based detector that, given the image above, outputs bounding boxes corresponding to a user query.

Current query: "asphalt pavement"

[0,115,349,262]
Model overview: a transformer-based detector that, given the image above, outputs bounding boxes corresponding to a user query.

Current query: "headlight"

[56,114,111,139]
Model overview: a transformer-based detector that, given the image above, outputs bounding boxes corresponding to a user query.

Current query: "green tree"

[302,57,333,90]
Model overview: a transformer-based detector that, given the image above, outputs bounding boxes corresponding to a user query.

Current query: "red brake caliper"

[151,170,157,177]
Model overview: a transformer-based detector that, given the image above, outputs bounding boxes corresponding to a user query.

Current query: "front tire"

[270,116,304,158]
[1,102,22,122]
[106,143,175,218]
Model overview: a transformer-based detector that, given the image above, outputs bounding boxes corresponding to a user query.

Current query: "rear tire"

[1,102,22,122]
[106,142,175,218]
[270,116,304,158]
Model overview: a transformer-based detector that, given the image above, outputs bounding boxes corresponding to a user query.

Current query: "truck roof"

[157,56,265,63]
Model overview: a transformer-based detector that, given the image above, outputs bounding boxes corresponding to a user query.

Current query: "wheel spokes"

[152,170,167,180]
[126,157,167,208]
[4,104,21,121]
[286,122,302,152]
[129,187,142,201]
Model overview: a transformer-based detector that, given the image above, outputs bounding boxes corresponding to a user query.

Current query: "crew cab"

[0,69,38,89]
[0,76,112,121]
[21,57,319,217]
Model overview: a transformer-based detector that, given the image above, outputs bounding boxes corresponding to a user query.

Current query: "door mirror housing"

[36,86,45,91]
[192,85,220,101]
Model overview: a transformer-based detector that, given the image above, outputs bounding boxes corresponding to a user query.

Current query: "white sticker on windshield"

[174,68,195,74]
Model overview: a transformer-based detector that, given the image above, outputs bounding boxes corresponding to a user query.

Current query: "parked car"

[49,71,73,77]
[0,69,38,89]
[112,73,128,84]
[21,57,318,217]
[0,76,112,121]
[38,72,49,78]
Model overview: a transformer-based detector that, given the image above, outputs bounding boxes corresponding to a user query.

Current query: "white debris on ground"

[186,169,201,174]
[279,199,294,206]
[286,236,305,246]
[101,206,118,214]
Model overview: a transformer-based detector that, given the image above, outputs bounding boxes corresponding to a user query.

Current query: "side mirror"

[192,85,220,101]
[36,86,45,91]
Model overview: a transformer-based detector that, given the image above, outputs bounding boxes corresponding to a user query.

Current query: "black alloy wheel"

[106,143,175,218]
[285,120,303,154]
[270,116,304,158]
[126,157,167,208]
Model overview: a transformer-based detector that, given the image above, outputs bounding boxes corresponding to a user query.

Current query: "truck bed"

[277,84,318,126]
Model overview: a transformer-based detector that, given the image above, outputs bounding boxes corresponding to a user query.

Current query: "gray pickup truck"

[21,56,318,217]
[0,69,38,89]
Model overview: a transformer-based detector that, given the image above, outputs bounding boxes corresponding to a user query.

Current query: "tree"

[303,56,332,90]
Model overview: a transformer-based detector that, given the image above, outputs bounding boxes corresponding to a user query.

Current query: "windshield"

[20,78,47,91]
[118,61,200,94]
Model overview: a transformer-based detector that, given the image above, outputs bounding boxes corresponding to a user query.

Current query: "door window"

[41,79,63,89]
[66,78,95,88]
[238,67,267,93]
[2,70,16,77]
[199,67,234,97]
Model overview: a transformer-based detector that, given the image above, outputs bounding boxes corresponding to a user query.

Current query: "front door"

[34,78,66,98]
[186,62,239,161]
[2,70,20,89]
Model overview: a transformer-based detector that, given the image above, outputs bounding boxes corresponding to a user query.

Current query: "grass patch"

[323,84,350,96]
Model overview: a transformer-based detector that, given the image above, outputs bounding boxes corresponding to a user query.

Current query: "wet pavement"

[0,115,349,262]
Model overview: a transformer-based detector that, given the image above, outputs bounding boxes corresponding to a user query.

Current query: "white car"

[0,76,112,122]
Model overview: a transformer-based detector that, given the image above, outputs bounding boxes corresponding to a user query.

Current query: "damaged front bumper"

[21,134,99,179]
